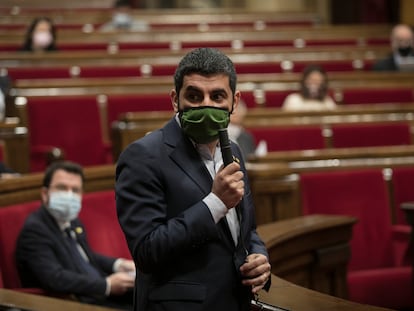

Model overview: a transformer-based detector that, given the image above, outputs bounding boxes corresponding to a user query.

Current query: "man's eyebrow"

[183,85,202,92]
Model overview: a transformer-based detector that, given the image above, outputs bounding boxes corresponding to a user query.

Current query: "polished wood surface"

[258,215,356,298]
[259,274,393,311]
[0,117,29,173]
[0,289,115,311]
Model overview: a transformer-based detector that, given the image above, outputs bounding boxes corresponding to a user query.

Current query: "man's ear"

[40,187,48,205]
[231,90,241,113]
[170,89,179,112]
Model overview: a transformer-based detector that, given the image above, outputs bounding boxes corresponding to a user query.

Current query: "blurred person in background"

[100,0,148,32]
[228,99,256,159]
[372,24,414,71]
[282,64,336,111]
[20,17,57,52]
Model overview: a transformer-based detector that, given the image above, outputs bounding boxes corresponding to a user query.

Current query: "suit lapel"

[162,118,244,251]
[163,118,212,195]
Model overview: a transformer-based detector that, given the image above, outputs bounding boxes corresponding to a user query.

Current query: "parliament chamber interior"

[0,0,414,310]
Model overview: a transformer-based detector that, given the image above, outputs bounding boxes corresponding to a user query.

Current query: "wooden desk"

[259,274,393,311]
[0,289,115,311]
[0,275,392,311]
[0,117,29,174]
[258,214,356,299]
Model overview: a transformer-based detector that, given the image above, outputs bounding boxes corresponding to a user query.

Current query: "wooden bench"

[0,117,29,173]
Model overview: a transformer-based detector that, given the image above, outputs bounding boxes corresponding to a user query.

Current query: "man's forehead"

[182,73,230,90]
[51,169,82,184]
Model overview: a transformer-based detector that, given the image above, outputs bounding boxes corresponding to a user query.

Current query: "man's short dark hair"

[42,161,85,188]
[174,47,237,96]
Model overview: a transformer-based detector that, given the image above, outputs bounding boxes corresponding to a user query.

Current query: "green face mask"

[179,106,230,144]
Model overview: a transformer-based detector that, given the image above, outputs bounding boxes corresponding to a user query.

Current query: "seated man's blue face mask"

[179,106,230,144]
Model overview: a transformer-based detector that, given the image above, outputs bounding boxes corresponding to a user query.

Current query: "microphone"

[218,128,233,167]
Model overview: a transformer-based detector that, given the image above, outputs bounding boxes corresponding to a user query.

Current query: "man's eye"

[187,94,202,102]
[212,94,225,101]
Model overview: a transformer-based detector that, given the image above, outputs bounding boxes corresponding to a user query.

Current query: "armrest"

[30,145,65,172]
[392,224,411,266]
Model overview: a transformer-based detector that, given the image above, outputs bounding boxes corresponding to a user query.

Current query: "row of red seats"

[4,59,377,80]
[0,38,389,52]
[300,167,413,309]
[0,19,315,31]
[248,121,412,151]
[15,93,414,172]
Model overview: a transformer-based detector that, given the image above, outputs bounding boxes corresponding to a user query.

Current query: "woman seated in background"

[282,64,337,111]
[20,17,58,52]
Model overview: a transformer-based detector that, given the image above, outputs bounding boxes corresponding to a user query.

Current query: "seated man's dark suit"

[372,54,398,71]
[16,206,129,308]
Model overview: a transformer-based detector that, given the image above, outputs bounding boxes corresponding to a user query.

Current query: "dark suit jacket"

[372,54,398,71]
[116,118,270,311]
[236,129,256,159]
[16,206,116,303]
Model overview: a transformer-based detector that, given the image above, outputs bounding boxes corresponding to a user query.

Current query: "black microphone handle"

[218,128,233,167]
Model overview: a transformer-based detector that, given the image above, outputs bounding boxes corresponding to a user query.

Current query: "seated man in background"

[228,99,256,159]
[16,161,135,310]
[282,64,337,111]
[372,24,414,71]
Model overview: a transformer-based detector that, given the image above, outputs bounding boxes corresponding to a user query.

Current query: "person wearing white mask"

[16,161,135,310]
[282,64,337,111]
[20,17,57,52]
[100,0,148,32]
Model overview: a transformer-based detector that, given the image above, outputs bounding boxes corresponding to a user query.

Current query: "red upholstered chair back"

[79,190,131,260]
[106,93,172,129]
[300,169,394,271]
[26,95,110,171]
[331,122,412,148]
[341,87,414,105]
[0,201,40,288]
[391,167,414,225]
[248,125,325,152]
[264,90,293,108]
[6,67,71,80]
[77,65,141,78]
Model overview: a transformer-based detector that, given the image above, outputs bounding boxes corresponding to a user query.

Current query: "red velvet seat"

[59,42,109,51]
[0,201,40,289]
[247,125,325,152]
[79,190,131,260]
[331,122,412,148]
[341,87,414,105]
[6,67,72,80]
[235,62,283,74]
[264,90,294,107]
[299,169,412,309]
[77,65,142,78]
[391,166,414,225]
[106,93,173,131]
[25,95,112,172]
[240,90,257,108]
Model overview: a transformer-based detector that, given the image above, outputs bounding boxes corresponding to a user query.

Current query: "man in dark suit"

[116,47,271,311]
[16,161,135,310]
[372,24,414,71]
